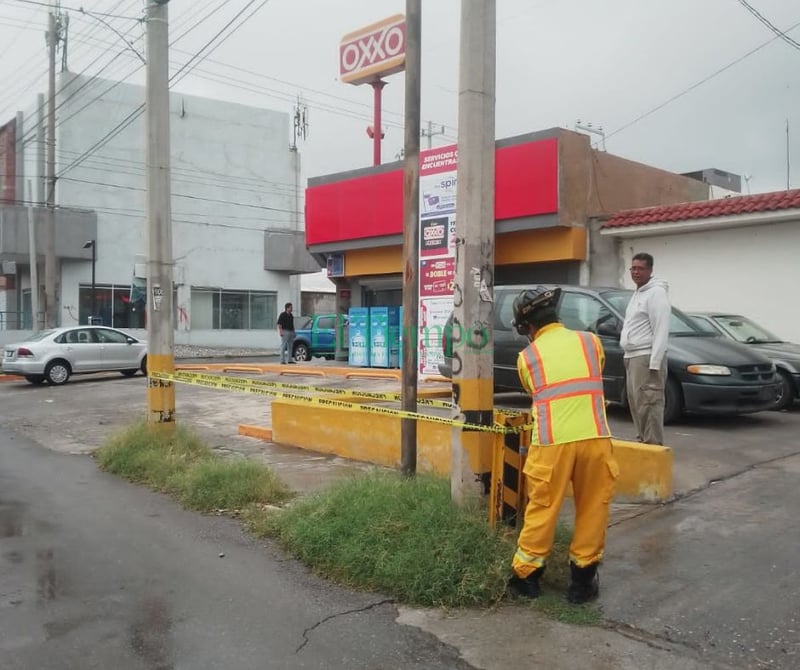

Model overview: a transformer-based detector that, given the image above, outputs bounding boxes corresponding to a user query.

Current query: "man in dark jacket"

[277,302,295,364]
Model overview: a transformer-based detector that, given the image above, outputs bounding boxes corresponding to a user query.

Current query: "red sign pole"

[372,79,386,166]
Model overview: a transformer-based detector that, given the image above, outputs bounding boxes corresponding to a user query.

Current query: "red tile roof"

[602,188,800,229]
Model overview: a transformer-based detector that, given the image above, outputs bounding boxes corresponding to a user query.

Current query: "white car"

[2,326,148,386]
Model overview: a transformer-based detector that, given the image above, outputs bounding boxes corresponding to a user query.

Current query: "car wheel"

[293,343,310,362]
[121,369,138,377]
[664,377,682,425]
[773,370,795,411]
[45,360,71,386]
[25,375,45,385]
[141,356,147,376]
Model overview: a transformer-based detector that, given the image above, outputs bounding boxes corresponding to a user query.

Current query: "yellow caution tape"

[150,370,531,435]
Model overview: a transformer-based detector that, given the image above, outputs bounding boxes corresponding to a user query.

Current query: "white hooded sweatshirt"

[620,278,670,370]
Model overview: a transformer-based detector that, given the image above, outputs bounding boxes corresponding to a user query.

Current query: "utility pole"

[36,93,46,204]
[401,0,421,475]
[421,120,446,149]
[44,9,60,329]
[786,119,791,190]
[27,180,39,333]
[145,0,176,428]
[451,0,496,504]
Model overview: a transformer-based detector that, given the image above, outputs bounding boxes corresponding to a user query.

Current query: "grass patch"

[96,422,292,511]
[98,425,601,621]
[247,469,601,619]
[255,470,510,608]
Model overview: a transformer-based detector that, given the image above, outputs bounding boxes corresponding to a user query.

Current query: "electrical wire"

[735,0,800,50]
[0,6,38,61]
[7,0,139,20]
[0,0,142,119]
[58,0,272,177]
[606,18,800,141]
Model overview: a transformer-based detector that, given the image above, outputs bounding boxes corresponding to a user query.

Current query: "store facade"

[305,127,711,359]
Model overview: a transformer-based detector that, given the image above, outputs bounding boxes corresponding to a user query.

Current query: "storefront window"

[190,288,277,330]
[79,284,146,328]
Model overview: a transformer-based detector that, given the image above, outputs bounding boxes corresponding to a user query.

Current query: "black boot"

[508,567,545,599]
[567,562,599,604]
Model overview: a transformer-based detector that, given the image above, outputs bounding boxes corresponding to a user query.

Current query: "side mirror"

[597,318,621,337]
[126,337,136,345]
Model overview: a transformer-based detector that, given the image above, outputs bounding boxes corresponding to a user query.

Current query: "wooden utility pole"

[451,0,496,504]
[145,0,176,428]
[44,10,59,328]
[400,0,421,475]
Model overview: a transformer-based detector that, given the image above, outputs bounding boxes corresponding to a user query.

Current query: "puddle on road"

[129,596,175,670]
[0,501,24,538]
[36,548,57,601]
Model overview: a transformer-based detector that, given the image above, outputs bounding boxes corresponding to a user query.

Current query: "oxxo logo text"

[424,223,445,241]
[339,15,406,84]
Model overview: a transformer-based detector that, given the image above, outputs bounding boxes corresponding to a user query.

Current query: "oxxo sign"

[339,14,406,86]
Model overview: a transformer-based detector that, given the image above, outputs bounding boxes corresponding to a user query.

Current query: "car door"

[557,290,626,402]
[313,316,336,355]
[62,328,104,371]
[94,328,138,369]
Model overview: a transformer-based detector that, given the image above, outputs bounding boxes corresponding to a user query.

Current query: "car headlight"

[687,364,732,376]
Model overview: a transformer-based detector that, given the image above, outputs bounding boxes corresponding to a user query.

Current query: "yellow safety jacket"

[517,323,611,446]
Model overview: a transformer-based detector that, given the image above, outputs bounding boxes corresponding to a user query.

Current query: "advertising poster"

[418,145,457,375]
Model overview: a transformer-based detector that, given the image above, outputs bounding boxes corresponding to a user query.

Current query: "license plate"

[4,351,11,358]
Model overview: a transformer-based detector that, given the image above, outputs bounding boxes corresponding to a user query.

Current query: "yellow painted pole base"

[147,353,176,429]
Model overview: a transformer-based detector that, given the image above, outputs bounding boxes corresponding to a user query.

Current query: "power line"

[57,175,298,212]
[0,0,141,120]
[606,18,800,141]
[7,0,139,20]
[51,148,301,193]
[735,0,800,50]
[57,0,271,178]
[0,5,38,61]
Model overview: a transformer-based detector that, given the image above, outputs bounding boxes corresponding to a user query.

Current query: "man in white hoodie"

[620,253,671,445]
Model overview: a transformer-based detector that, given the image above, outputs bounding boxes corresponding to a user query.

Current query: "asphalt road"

[0,428,473,670]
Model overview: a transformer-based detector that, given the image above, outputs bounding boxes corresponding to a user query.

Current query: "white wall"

[16,74,301,347]
[620,219,800,342]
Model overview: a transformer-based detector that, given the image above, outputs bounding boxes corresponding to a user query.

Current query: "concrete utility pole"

[401,0,421,475]
[421,120,446,149]
[37,93,46,204]
[27,180,39,333]
[451,0,496,504]
[145,0,176,428]
[44,10,59,328]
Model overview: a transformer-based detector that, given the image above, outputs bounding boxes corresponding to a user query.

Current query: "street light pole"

[83,239,96,323]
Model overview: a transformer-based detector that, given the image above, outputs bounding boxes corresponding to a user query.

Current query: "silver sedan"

[2,326,148,385]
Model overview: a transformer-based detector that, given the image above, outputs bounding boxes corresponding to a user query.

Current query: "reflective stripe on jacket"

[517,323,611,446]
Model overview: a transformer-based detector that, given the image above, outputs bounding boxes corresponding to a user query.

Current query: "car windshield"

[710,315,782,344]
[601,290,708,337]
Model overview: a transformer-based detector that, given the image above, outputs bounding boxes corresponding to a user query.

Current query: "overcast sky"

[0,0,797,195]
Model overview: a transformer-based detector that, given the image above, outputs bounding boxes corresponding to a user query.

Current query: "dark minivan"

[441,285,779,423]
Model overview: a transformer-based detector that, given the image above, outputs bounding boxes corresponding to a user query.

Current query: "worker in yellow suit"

[508,286,619,604]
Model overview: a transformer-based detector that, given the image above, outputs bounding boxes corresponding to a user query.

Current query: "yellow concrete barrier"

[268,400,672,502]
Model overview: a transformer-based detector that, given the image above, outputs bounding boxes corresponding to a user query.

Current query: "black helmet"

[512,286,561,335]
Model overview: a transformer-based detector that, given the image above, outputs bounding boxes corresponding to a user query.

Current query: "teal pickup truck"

[292,314,347,361]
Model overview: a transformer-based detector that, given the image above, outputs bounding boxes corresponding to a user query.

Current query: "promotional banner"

[418,145,457,375]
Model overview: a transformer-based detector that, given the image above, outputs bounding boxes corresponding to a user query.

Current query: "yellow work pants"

[512,437,618,579]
